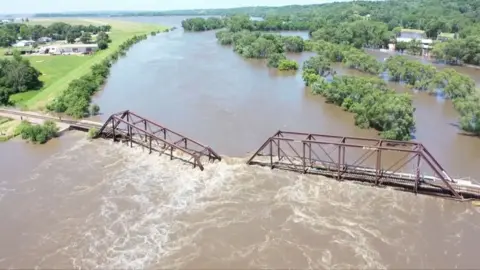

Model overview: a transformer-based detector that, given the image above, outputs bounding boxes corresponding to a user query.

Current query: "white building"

[12,40,35,47]
[42,44,99,55]
[396,37,433,50]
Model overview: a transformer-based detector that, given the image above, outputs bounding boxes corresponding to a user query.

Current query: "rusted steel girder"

[247,130,467,200]
[97,110,221,170]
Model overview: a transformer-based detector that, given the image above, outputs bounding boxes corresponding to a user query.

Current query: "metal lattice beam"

[247,130,468,200]
[97,110,221,170]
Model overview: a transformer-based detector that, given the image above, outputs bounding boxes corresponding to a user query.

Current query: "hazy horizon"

[2,0,348,15]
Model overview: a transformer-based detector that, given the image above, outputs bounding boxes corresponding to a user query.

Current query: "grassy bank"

[0,117,20,141]
[8,18,167,110]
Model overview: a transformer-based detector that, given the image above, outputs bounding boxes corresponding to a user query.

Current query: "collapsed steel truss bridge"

[247,131,480,200]
[97,110,221,170]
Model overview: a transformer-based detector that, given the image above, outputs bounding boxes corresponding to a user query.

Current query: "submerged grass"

[0,118,21,142]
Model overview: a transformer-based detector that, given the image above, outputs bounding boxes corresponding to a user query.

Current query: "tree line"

[181,17,225,32]
[0,22,111,47]
[301,46,415,141]
[216,29,303,71]
[215,21,479,137]
[46,34,149,118]
[303,41,480,137]
[384,55,479,134]
[0,51,43,105]
[182,0,480,65]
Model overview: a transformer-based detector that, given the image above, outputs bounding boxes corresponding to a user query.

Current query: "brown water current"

[1,16,480,269]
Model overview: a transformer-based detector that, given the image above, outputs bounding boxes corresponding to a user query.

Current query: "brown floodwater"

[1,16,480,269]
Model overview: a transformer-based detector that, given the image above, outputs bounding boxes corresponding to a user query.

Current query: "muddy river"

[1,16,480,269]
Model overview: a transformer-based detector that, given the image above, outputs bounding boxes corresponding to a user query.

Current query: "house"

[12,40,35,47]
[37,37,53,44]
[45,44,99,55]
[1,19,12,24]
[389,29,433,56]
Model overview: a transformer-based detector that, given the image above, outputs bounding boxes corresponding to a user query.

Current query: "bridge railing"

[247,130,462,199]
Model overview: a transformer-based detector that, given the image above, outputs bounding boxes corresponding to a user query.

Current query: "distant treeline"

[181,17,225,32]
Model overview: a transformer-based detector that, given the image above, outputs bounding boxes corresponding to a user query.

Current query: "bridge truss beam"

[97,110,221,170]
[247,131,468,200]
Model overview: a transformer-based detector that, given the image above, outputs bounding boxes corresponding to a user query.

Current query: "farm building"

[41,44,99,55]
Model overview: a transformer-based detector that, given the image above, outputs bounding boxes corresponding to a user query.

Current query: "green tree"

[90,104,100,115]
[80,32,92,44]
[267,53,286,68]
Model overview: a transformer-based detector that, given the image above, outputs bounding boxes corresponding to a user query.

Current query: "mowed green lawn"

[7,18,167,110]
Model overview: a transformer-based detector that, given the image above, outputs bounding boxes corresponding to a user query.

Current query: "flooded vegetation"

[2,3,480,268]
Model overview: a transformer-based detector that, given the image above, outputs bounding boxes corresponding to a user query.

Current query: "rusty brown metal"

[246,130,473,200]
[97,110,221,170]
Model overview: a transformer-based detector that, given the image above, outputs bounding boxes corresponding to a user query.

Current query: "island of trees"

[181,17,225,31]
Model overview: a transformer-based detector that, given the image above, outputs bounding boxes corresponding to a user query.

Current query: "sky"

[3,0,334,14]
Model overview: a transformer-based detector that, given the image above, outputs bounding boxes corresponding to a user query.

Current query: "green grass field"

[7,18,167,109]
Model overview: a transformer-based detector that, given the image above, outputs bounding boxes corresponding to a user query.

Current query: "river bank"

[7,18,168,109]
[0,108,102,141]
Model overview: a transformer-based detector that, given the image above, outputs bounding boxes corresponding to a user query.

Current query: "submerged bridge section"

[97,110,221,170]
[247,131,480,200]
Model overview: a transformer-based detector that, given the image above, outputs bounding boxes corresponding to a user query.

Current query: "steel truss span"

[97,110,221,170]
[247,131,480,200]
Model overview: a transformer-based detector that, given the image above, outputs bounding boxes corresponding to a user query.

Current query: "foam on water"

[2,138,480,269]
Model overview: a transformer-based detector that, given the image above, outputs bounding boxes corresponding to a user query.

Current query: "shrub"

[267,53,286,68]
[90,104,100,116]
[16,120,59,144]
[278,59,299,71]
[87,127,99,139]
[97,40,108,50]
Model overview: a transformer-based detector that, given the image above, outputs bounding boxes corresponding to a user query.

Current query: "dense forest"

[0,22,111,47]
[0,51,43,105]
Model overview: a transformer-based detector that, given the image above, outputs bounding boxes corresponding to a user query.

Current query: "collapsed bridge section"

[247,130,480,200]
[97,110,221,170]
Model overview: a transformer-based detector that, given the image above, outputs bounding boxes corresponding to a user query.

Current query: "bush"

[16,120,59,144]
[97,40,108,50]
[90,104,100,116]
[267,53,286,68]
[87,127,99,139]
[278,59,299,71]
